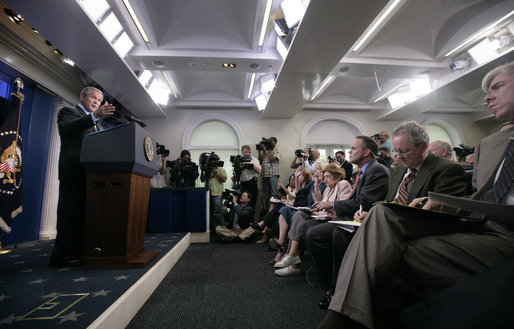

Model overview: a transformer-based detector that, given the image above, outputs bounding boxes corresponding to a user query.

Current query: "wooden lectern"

[80,123,159,270]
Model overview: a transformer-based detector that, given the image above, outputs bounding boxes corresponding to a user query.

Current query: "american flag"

[0,91,23,234]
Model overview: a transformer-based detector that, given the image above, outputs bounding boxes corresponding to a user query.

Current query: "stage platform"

[0,232,190,328]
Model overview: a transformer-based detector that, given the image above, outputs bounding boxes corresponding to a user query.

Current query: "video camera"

[199,152,224,188]
[166,158,198,187]
[295,149,310,158]
[222,188,241,207]
[328,155,337,163]
[371,133,381,141]
[230,154,254,190]
[199,152,224,171]
[156,143,170,157]
[256,137,272,151]
[453,144,475,158]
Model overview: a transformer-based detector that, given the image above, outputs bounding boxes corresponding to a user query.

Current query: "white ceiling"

[3,0,514,121]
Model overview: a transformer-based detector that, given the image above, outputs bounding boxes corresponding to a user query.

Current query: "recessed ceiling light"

[250,63,261,70]
[339,66,350,73]
[153,60,165,68]
[222,63,237,68]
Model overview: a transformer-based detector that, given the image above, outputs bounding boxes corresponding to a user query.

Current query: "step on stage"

[0,232,189,328]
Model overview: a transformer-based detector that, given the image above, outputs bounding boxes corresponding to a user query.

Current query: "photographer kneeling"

[215,191,255,242]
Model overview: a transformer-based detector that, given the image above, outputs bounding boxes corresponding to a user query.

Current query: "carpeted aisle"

[127,240,327,329]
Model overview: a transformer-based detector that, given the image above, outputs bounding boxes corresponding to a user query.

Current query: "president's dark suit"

[50,105,96,265]
[329,130,514,329]
[306,159,390,289]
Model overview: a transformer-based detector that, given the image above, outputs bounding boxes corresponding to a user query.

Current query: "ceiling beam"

[261,0,390,119]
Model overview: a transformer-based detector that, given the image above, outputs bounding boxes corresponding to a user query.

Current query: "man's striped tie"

[394,169,417,205]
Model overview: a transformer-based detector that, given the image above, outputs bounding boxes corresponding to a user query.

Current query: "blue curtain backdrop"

[0,61,54,247]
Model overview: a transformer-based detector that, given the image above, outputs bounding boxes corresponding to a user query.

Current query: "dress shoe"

[50,256,83,268]
[318,288,334,310]
[268,238,285,252]
[256,231,270,244]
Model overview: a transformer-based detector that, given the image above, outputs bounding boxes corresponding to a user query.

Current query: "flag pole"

[10,77,24,186]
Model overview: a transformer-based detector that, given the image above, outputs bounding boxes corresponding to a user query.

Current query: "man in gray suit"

[318,63,514,329]
[312,122,468,310]
[50,86,115,267]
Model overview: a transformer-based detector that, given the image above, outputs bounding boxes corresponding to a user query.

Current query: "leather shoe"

[50,256,83,268]
[318,288,334,310]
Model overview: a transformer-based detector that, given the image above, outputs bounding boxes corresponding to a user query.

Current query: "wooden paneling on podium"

[80,123,159,269]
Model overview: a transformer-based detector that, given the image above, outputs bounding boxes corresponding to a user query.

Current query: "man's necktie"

[394,169,417,205]
[353,169,362,190]
[480,141,513,204]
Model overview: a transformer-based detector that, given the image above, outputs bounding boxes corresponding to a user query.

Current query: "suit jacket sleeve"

[334,161,390,216]
[57,106,96,180]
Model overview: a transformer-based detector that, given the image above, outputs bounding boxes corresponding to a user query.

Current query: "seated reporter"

[274,163,352,277]
[215,191,255,242]
[317,62,514,329]
[252,174,296,244]
[269,165,320,264]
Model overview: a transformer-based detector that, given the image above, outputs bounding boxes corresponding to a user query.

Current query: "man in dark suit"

[50,86,115,267]
[318,62,514,329]
[312,122,468,311]
[305,136,390,298]
[335,150,353,183]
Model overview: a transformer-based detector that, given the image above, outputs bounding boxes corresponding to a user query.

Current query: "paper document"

[429,192,513,217]
[328,220,361,233]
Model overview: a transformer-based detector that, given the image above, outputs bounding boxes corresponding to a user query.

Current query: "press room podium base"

[83,173,158,270]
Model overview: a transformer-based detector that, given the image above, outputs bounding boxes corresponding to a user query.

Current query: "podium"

[80,123,159,269]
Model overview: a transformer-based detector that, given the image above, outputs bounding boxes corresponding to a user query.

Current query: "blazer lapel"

[386,166,407,201]
[408,152,436,200]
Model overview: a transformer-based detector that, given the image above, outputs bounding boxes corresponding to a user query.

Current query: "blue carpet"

[0,232,186,328]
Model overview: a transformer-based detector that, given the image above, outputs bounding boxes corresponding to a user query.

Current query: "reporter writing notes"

[50,86,115,268]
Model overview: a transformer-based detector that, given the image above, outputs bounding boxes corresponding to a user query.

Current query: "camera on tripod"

[229,155,254,190]
[166,158,198,187]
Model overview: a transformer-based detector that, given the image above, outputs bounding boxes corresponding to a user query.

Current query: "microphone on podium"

[126,115,147,128]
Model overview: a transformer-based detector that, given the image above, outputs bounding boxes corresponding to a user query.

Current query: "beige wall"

[144,108,495,184]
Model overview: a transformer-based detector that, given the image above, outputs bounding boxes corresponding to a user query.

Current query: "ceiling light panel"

[112,32,134,58]
[99,12,123,41]
[258,0,273,47]
[122,0,150,43]
[148,80,169,106]
[352,0,403,52]
[78,0,110,22]
[280,0,309,28]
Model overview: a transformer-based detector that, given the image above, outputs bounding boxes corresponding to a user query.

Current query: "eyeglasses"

[392,147,415,155]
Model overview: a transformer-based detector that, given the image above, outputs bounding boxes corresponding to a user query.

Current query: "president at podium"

[50,86,115,268]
